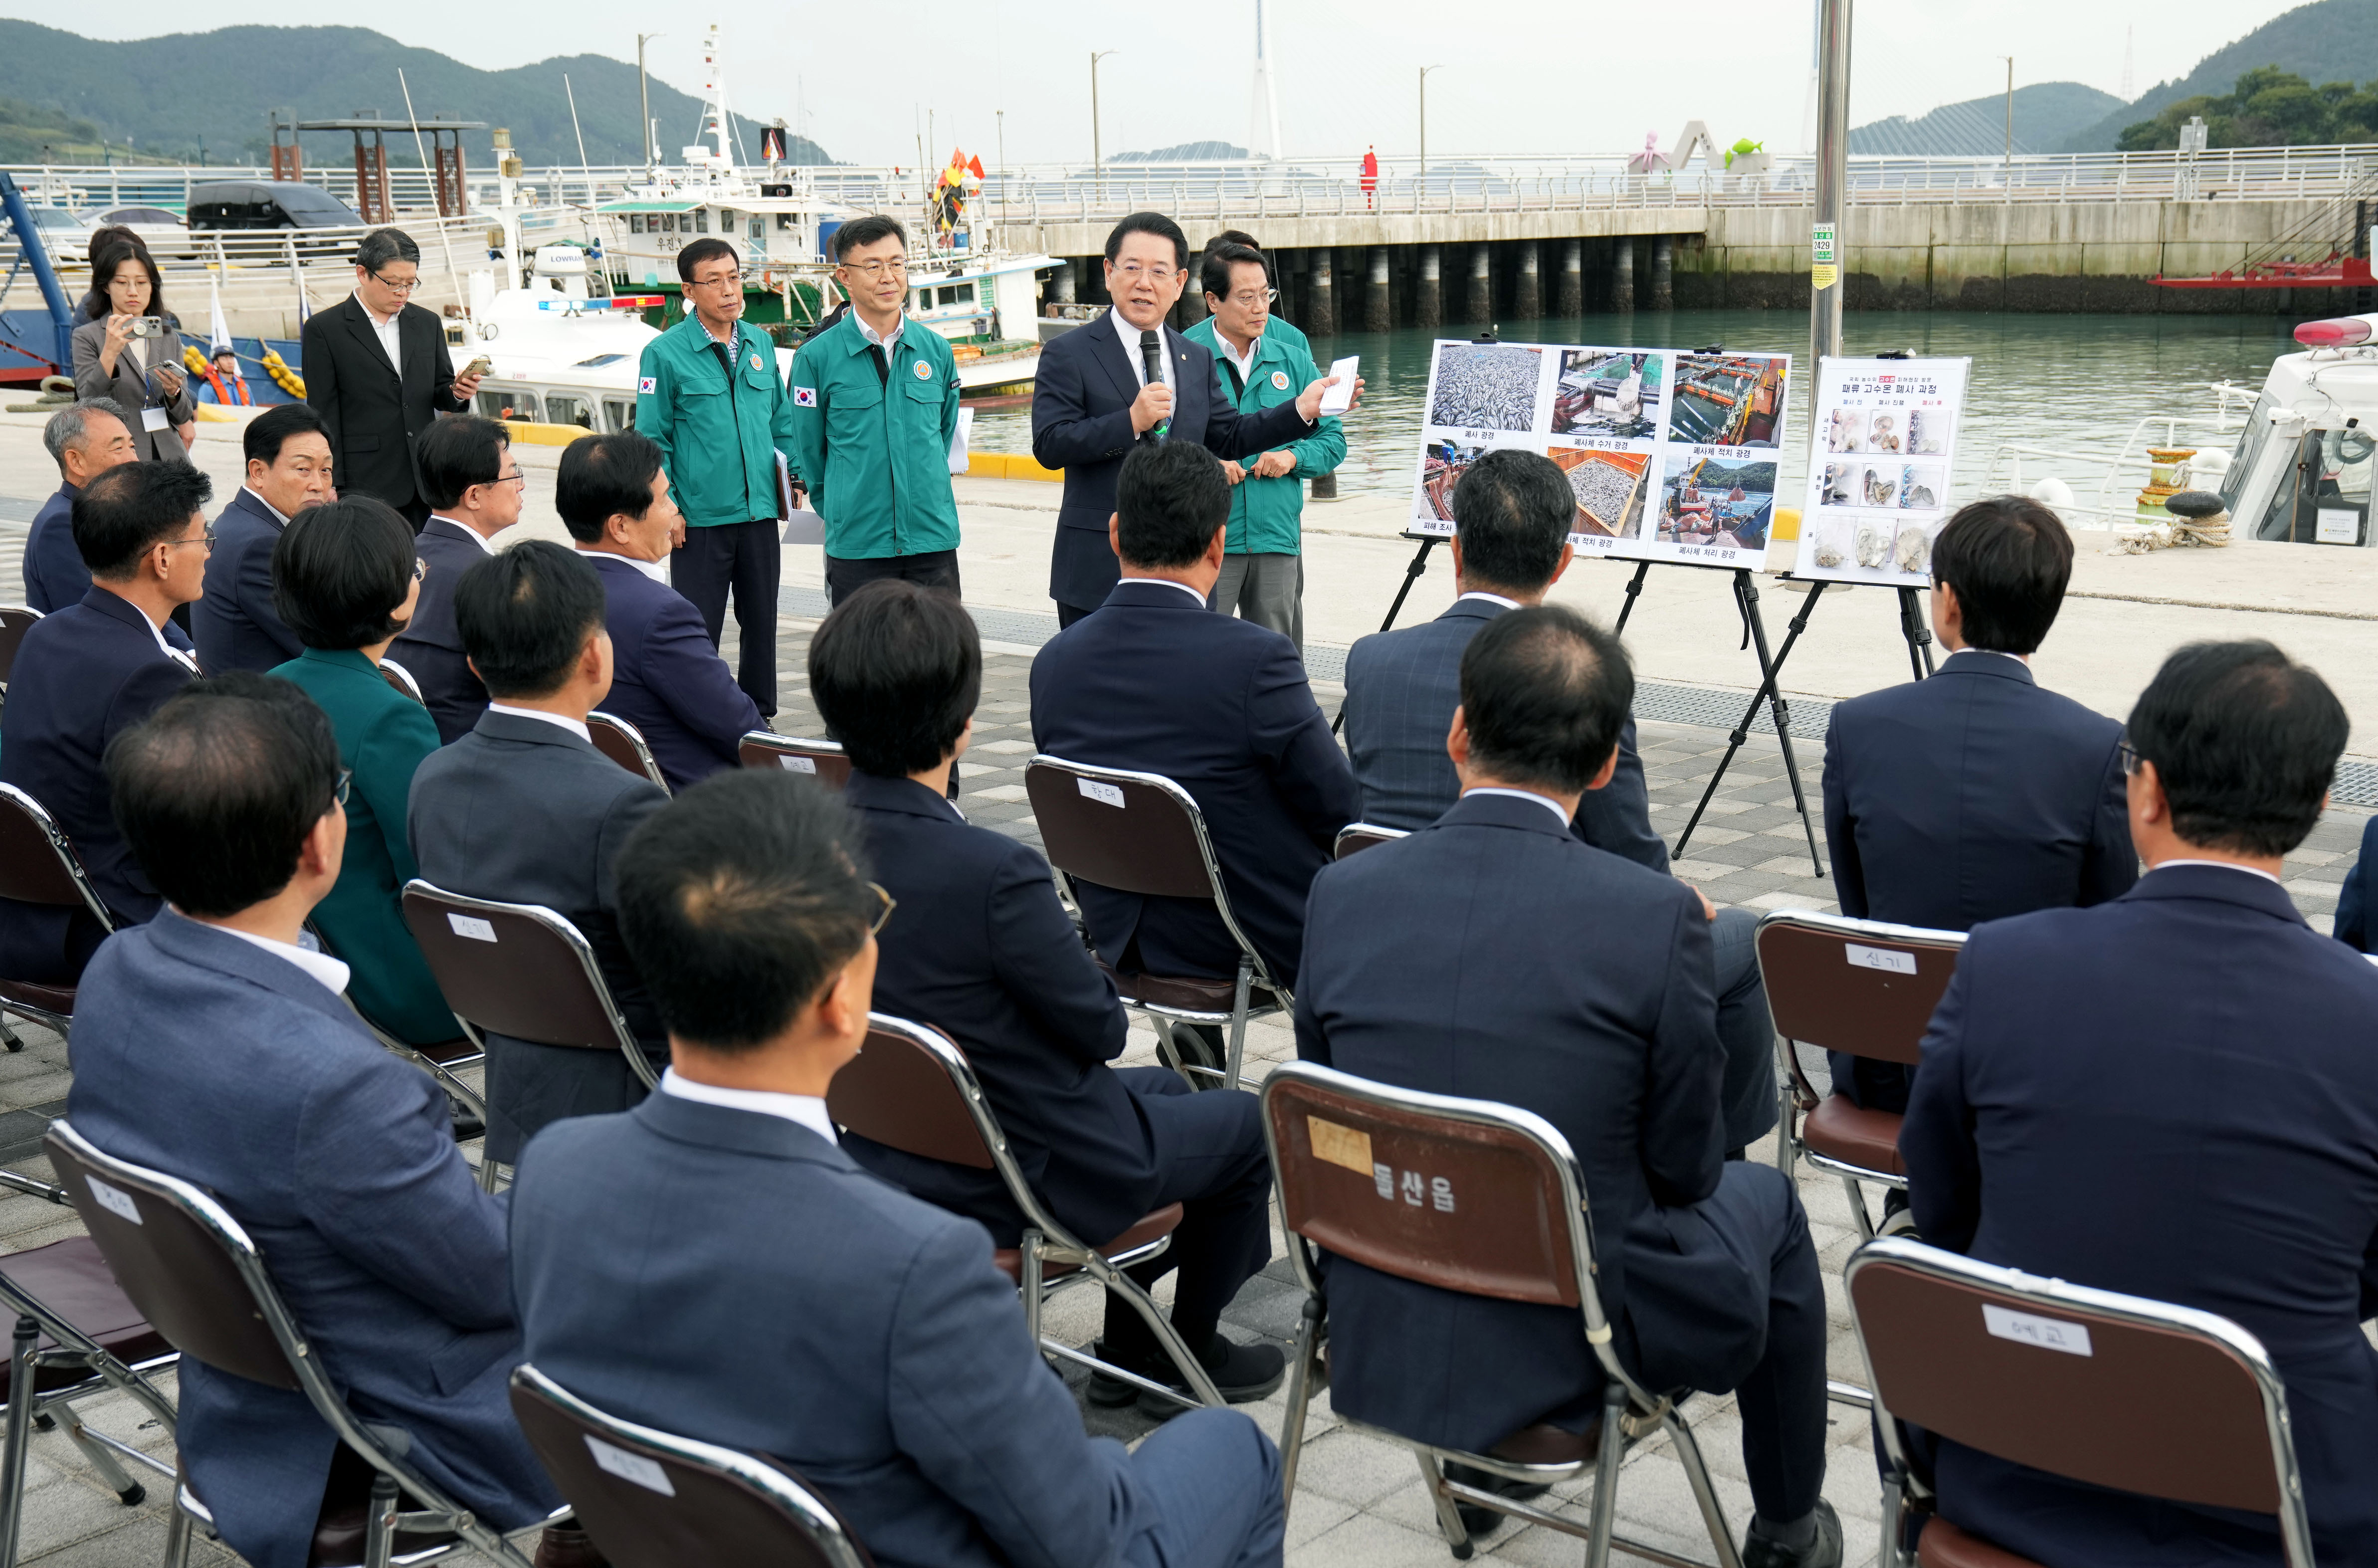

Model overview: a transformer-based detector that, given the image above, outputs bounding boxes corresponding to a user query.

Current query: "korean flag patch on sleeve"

[637,376,657,395]
[794,386,818,407]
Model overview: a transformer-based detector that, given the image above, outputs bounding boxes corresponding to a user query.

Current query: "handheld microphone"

[1139,329,1170,441]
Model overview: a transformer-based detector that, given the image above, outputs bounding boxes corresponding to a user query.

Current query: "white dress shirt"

[659,1068,838,1144]
[1110,308,1177,398]
[578,547,671,586]
[428,515,498,555]
[1456,590,1522,610]
[853,312,906,358]
[1212,328,1261,383]
[356,295,403,377]
[242,486,291,527]
[486,704,592,744]
[2150,858,2285,888]
[1124,577,1212,607]
[216,926,352,997]
[1462,786,1574,830]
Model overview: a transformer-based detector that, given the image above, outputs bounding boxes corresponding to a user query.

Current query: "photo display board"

[1409,339,1791,570]
[1793,357,1972,586]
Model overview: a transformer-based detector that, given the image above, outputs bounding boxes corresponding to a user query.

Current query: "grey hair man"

[26,397,137,612]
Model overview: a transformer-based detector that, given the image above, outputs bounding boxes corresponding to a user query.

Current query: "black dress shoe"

[1086,1333,1287,1416]
[1742,1500,1843,1568]
[448,1098,485,1142]
[533,1523,609,1568]
[1443,1462,1552,1539]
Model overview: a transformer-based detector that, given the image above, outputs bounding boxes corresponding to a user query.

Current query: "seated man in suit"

[557,430,761,790]
[1343,449,1775,1154]
[0,462,205,983]
[194,401,336,674]
[1030,440,1358,1007]
[2333,813,2378,950]
[67,673,564,1568]
[408,542,671,1165]
[1903,639,2378,1567]
[511,772,1287,1568]
[390,415,522,743]
[1821,495,2132,1112]
[816,580,1281,1408]
[24,398,135,613]
[1298,605,1835,1566]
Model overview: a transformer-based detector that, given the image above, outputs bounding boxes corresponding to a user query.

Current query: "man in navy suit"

[1342,450,1775,1153]
[1298,605,1836,1567]
[1821,495,2133,1111]
[813,580,1281,1409]
[66,674,562,1568]
[389,415,521,743]
[193,402,336,674]
[408,543,670,1165]
[1030,211,1355,626]
[1031,440,1358,1000]
[557,430,761,790]
[23,398,135,614]
[2332,815,2378,950]
[1903,640,2378,1568]
[0,463,205,983]
[511,772,1287,1568]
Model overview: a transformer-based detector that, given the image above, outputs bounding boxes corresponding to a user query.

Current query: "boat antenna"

[564,74,595,206]
[396,68,465,315]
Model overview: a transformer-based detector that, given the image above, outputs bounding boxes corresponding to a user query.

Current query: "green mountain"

[2060,0,2378,150]
[1850,82,2127,157]
[2117,65,2378,149]
[0,22,831,171]
[0,95,172,165]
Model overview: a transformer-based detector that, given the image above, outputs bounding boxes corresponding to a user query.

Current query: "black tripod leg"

[1672,577,1828,875]
[1742,577,1827,878]
[1896,585,1937,680]
[1333,538,1438,737]
[1612,560,1652,637]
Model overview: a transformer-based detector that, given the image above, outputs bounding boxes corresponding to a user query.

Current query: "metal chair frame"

[377,658,425,705]
[853,1016,1222,1410]
[1261,1061,1744,1568]
[43,1121,535,1568]
[510,1364,873,1568]
[587,712,670,793]
[1025,756,1288,1093]
[1331,822,1409,860]
[737,732,850,785]
[1846,1235,2316,1568]
[401,880,658,1192]
[0,1257,180,1568]
[0,783,112,1039]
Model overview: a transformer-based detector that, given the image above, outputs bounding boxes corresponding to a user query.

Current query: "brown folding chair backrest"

[0,784,99,913]
[738,733,852,789]
[0,606,41,686]
[43,1122,298,1392]
[1756,911,1964,1068]
[1024,758,1218,901]
[1848,1238,2297,1525]
[401,882,629,1052]
[510,1366,873,1568]
[825,1018,996,1171]
[588,712,670,792]
[1263,1062,1584,1307]
[378,657,425,704]
[1333,823,1408,860]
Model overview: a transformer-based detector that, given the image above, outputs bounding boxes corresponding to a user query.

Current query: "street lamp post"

[1419,64,1443,202]
[2001,56,2015,200]
[636,32,663,174]
[1091,50,1119,204]
[1810,0,1850,372]
[996,109,1006,211]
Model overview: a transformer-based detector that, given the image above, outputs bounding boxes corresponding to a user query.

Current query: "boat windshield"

[2219,393,2277,514]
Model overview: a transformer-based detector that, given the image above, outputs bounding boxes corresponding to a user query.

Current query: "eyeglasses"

[331,769,353,808]
[494,470,528,488]
[1113,262,1177,284]
[167,528,216,552]
[690,272,745,291]
[369,272,422,295]
[1222,288,1279,309]
[866,881,897,937]
[841,259,908,279]
[2118,738,2142,776]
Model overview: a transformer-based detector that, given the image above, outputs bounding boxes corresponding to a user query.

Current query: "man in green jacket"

[1183,241,1344,651]
[634,237,796,715]
[788,215,964,604]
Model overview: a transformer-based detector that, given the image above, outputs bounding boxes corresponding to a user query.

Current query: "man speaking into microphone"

[1033,212,1359,626]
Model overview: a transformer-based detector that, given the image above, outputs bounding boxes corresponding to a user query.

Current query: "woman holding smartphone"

[71,243,196,460]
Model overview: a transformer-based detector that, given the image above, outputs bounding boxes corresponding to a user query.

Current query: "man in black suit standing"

[814,580,1282,1409]
[1820,495,2133,1112]
[406,543,671,1167]
[301,228,483,529]
[1031,211,1356,626]
[390,415,521,742]
[1298,605,1835,1566]
[1031,441,1358,1000]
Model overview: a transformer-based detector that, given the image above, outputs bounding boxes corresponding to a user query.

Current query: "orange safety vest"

[201,364,252,406]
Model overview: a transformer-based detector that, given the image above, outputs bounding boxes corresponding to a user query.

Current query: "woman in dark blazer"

[70,244,195,461]
[265,497,457,1045]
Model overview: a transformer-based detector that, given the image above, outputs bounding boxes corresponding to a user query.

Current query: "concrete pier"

[1366,247,1391,331]
[1416,244,1441,328]
[1466,245,1491,323]
[1309,247,1335,335]
[1558,238,1583,317]
[1650,234,1674,310]
[1514,241,1542,319]
[1611,236,1635,311]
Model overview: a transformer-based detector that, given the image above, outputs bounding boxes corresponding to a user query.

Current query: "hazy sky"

[3,0,2317,167]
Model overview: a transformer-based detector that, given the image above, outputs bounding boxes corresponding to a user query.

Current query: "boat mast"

[702,24,734,175]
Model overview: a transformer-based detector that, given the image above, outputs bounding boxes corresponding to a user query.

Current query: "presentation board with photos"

[1407,339,1791,570]
[1793,357,1972,587]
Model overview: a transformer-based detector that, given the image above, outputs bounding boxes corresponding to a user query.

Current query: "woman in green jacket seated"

[267,497,456,1045]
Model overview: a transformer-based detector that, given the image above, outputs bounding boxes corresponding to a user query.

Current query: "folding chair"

[1262,1060,1744,1568]
[378,657,425,705]
[829,1014,1221,1412]
[1846,1235,2314,1568]
[509,1364,873,1568]
[0,607,40,696]
[0,783,111,1043]
[1755,909,1964,1237]
[1024,755,1287,1092]
[400,880,658,1190]
[738,732,851,788]
[42,1121,537,1568]
[588,712,670,792]
[0,1237,181,1568]
[1332,823,1408,860]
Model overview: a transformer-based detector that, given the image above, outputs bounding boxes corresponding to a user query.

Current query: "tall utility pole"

[2001,56,2015,195]
[996,109,1006,209]
[1810,0,1850,374]
[636,32,663,172]
[1090,50,1118,201]
[1419,65,1443,189]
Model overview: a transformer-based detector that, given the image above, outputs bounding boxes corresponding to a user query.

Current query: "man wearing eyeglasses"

[789,215,964,607]
[635,237,800,718]
[1032,211,1361,628]
[390,415,525,742]
[1182,242,1342,652]
[300,228,482,531]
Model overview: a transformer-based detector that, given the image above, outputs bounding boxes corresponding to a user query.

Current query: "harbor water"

[972,310,2302,512]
